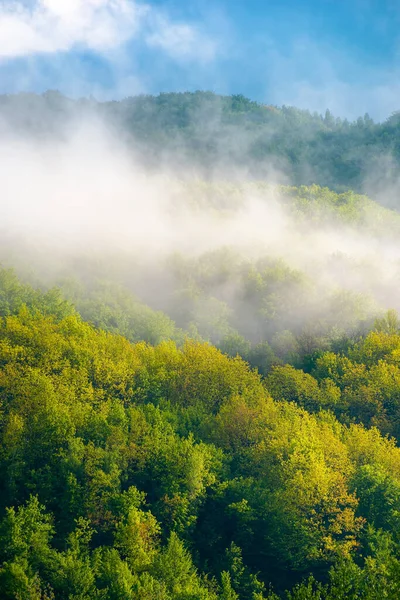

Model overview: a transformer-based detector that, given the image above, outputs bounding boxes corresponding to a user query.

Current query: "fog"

[1,109,400,348]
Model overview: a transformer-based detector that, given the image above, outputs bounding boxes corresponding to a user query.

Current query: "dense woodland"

[3,93,400,598]
[2,90,400,204]
[4,262,400,599]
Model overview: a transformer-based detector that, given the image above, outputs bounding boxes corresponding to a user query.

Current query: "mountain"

[2,90,400,206]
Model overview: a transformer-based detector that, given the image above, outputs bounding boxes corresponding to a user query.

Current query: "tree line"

[2,91,400,204]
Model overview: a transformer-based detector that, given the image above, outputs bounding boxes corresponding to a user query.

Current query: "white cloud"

[0,0,144,57]
[0,0,219,65]
[145,15,218,64]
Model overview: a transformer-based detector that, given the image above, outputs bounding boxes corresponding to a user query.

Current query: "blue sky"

[0,0,399,120]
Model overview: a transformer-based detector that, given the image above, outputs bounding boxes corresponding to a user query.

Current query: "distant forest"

[2,90,400,205]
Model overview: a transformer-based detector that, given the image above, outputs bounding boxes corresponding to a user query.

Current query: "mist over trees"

[2,90,400,205]
[2,91,400,598]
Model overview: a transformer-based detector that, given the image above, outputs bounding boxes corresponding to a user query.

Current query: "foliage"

[1,269,400,597]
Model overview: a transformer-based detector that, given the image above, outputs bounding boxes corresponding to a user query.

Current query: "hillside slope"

[2,91,400,204]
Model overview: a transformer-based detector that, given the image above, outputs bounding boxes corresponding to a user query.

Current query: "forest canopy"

[2,259,400,598]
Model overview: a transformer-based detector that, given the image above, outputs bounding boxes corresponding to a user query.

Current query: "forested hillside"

[2,91,400,204]
[3,90,400,598]
[4,181,399,373]
[3,266,400,598]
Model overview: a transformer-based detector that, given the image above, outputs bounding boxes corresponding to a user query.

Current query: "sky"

[0,0,399,120]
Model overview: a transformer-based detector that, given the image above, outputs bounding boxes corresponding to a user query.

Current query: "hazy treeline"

[3,181,400,377]
[2,90,400,203]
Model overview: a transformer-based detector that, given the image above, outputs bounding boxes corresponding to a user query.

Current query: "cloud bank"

[0,0,218,64]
